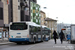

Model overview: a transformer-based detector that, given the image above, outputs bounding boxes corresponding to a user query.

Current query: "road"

[0,39,75,50]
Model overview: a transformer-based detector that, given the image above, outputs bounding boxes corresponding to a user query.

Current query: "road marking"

[26,45,35,50]
[53,45,74,50]
[65,44,74,50]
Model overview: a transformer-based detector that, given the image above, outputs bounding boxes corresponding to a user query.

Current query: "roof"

[40,11,45,14]
[45,18,57,21]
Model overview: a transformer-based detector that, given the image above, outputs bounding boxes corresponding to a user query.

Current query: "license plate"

[17,33,21,34]
[16,36,21,38]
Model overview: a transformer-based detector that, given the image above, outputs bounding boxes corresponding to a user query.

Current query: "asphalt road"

[0,39,75,50]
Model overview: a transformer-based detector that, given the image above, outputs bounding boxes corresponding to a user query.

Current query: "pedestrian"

[66,34,71,43]
[59,30,65,44]
[53,30,58,44]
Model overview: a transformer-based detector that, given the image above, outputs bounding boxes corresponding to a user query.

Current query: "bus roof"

[42,25,47,28]
[26,22,41,27]
[10,21,41,27]
[46,28,50,30]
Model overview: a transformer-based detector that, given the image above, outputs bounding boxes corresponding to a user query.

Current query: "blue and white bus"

[9,22,50,44]
[42,26,50,41]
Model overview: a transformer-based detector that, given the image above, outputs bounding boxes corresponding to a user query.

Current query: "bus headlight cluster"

[27,34,29,38]
[9,35,10,38]
[9,35,13,38]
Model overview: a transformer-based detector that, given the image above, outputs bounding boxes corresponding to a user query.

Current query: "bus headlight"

[9,35,13,38]
[9,35,10,38]
[27,34,29,38]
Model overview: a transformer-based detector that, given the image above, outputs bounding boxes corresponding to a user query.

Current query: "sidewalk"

[0,38,9,42]
[0,42,13,45]
[0,38,14,45]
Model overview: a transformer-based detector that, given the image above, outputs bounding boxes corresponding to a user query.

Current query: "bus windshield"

[10,23,27,30]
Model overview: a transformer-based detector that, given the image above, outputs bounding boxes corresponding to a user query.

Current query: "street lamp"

[40,7,48,40]
[43,7,49,17]
[43,7,50,27]
[43,7,52,38]
[55,17,59,33]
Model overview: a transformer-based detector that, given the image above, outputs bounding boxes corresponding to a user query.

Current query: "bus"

[9,22,50,44]
[42,26,50,41]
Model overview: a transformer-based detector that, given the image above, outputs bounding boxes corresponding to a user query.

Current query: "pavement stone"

[0,38,9,42]
[0,42,14,45]
[0,38,12,45]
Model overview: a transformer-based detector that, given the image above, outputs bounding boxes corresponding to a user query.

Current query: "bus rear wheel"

[16,42,22,44]
[46,38,49,41]
[33,37,36,44]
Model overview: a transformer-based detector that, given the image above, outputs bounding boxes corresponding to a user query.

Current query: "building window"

[33,0,37,3]
[0,8,3,20]
[24,0,26,1]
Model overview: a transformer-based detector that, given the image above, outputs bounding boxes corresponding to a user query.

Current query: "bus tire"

[46,38,49,41]
[16,42,22,44]
[42,37,44,42]
[70,40,73,44]
[47,37,49,41]
[42,40,44,42]
[33,40,35,43]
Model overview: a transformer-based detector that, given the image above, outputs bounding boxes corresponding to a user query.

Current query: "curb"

[0,42,14,45]
[0,40,9,42]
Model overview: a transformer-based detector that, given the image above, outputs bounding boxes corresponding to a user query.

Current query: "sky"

[37,0,75,24]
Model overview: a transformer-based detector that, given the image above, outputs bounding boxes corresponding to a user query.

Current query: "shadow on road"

[8,41,45,46]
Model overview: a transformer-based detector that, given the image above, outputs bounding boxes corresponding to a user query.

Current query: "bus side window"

[48,31,50,33]
[29,26,32,32]
[38,27,41,31]
[33,26,37,33]
[32,26,34,32]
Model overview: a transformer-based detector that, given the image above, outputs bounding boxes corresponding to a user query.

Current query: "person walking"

[66,34,71,43]
[59,30,65,44]
[53,30,58,44]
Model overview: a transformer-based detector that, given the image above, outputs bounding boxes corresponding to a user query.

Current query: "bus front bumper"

[9,38,30,42]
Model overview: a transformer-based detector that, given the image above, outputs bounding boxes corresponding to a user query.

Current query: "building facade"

[0,0,40,38]
[0,0,38,28]
[40,11,46,26]
[57,23,71,39]
[0,1,4,27]
[30,1,40,25]
[18,0,40,24]
[0,0,20,28]
[45,18,57,34]
[0,0,20,39]
[57,23,71,33]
